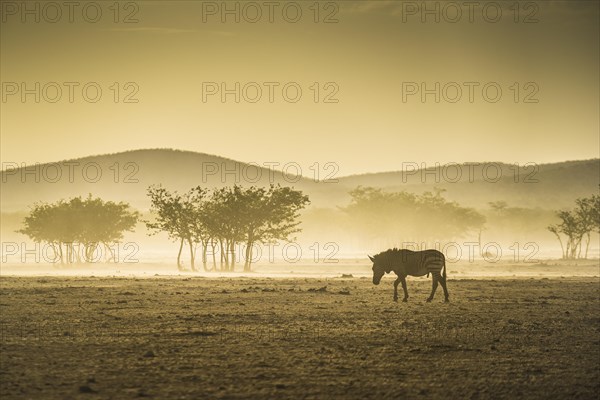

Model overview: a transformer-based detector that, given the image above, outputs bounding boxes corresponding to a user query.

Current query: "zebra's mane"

[372,248,411,264]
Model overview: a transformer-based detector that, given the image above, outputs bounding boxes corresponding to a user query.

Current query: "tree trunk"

[49,242,58,265]
[229,240,236,272]
[188,238,196,272]
[211,240,218,271]
[573,234,583,259]
[222,240,229,271]
[570,237,579,259]
[57,242,64,265]
[177,237,184,271]
[244,240,254,272]
[75,243,82,264]
[103,242,116,263]
[584,232,591,259]
[552,232,565,259]
[219,239,225,271]
[52,242,62,264]
[85,243,96,263]
[202,239,210,272]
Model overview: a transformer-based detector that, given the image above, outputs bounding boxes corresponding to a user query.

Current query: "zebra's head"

[369,255,387,285]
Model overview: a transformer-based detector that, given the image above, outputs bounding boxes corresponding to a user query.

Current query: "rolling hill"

[1,149,598,213]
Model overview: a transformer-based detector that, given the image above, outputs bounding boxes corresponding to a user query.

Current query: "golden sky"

[1,1,598,175]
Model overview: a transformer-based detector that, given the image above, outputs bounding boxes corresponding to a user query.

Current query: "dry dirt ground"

[0,276,598,399]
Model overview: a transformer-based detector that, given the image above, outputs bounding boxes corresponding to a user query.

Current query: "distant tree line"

[482,201,555,251]
[341,186,485,246]
[547,194,600,259]
[18,195,139,264]
[17,187,599,268]
[145,184,310,272]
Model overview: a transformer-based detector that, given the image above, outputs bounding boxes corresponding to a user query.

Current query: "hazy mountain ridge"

[1,149,347,212]
[336,159,598,185]
[1,149,598,212]
[339,160,599,209]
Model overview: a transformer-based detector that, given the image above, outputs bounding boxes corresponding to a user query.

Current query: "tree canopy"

[145,184,310,272]
[548,194,600,259]
[341,186,485,247]
[18,195,139,264]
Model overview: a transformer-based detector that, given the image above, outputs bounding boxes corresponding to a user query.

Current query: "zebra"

[369,248,449,303]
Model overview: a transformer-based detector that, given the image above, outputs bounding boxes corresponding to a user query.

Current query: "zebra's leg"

[426,273,440,302]
[400,276,409,302]
[393,276,401,302]
[439,275,450,303]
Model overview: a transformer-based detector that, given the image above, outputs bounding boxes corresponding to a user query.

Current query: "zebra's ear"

[368,255,375,262]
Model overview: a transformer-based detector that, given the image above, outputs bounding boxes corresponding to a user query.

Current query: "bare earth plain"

[0,275,599,399]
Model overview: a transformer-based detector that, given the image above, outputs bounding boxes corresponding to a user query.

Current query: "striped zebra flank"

[369,248,449,303]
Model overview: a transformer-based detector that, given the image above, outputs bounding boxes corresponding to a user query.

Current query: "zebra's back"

[397,249,445,277]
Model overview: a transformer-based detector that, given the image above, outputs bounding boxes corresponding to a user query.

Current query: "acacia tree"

[200,190,241,271]
[554,210,582,259]
[575,195,600,258]
[342,187,419,247]
[187,186,209,271]
[417,188,486,242]
[234,185,310,272]
[18,202,63,263]
[200,194,225,271]
[199,200,222,271]
[18,195,138,264]
[146,184,310,273]
[342,186,485,247]
[206,186,247,272]
[75,196,140,262]
[548,194,600,259]
[145,185,204,271]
